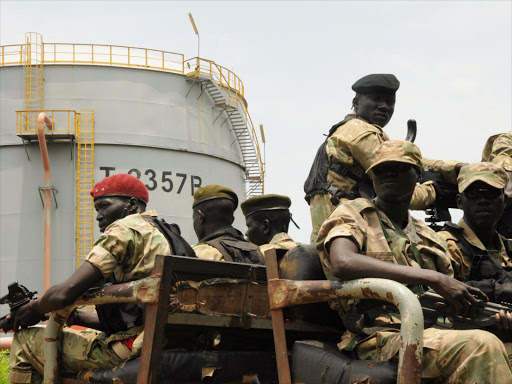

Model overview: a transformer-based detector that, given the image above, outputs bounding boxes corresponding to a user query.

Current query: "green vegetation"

[0,350,8,384]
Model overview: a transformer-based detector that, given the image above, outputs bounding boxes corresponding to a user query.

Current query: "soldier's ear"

[128,197,139,214]
[263,219,271,236]
[352,97,358,111]
[197,209,206,224]
[456,194,462,209]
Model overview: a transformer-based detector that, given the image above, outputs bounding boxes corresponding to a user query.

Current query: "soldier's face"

[354,93,395,128]
[245,215,267,246]
[372,162,418,202]
[458,182,505,229]
[94,196,130,232]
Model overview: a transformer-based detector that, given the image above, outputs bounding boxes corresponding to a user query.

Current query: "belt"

[111,340,131,360]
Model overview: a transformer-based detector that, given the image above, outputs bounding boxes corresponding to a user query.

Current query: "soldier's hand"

[495,310,512,342]
[11,299,45,331]
[431,274,487,318]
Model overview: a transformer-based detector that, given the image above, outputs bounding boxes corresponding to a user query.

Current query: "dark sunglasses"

[463,187,503,200]
[373,162,414,174]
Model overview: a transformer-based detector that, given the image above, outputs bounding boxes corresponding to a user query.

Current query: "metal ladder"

[189,73,264,196]
[75,110,95,267]
[24,32,44,111]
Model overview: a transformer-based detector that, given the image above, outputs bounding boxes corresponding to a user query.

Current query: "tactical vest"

[96,215,195,336]
[303,115,374,206]
[439,222,512,304]
[201,227,264,265]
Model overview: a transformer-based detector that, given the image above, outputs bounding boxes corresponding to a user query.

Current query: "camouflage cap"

[241,194,291,218]
[193,184,238,208]
[366,140,422,173]
[457,162,509,193]
[352,74,400,95]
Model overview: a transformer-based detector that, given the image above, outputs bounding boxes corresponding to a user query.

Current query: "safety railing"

[1,44,25,66]
[16,110,78,136]
[43,43,185,74]
[184,57,245,101]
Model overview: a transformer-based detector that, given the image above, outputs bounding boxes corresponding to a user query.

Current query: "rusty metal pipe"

[0,336,12,350]
[37,112,53,293]
[43,315,61,384]
[268,278,424,384]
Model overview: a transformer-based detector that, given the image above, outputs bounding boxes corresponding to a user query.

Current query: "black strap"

[328,161,365,183]
[142,216,196,258]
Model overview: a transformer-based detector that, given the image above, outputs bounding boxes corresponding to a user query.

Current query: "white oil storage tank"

[0,33,265,293]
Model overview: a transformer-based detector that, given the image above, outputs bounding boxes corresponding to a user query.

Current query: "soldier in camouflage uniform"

[437,162,512,350]
[483,131,512,238]
[438,162,511,278]
[192,185,264,264]
[8,174,172,384]
[241,194,299,254]
[305,74,463,244]
[316,140,512,383]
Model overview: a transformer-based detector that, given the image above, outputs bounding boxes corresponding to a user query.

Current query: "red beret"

[90,174,149,203]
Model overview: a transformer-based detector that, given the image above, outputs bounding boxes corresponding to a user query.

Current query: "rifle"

[404,119,458,229]
[418,290,510,330]
[0,282,37,332]
[422,170,458,230]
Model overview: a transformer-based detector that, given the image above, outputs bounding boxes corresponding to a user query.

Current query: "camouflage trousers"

[355,328,512,383]
[9,325,143,384]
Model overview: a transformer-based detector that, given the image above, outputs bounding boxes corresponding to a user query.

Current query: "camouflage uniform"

[482,131,512,171]
[9,210,171,384]
[192,242,225,261]
[317,199,512,383]
[259,232,299,254]
[438,218,512,279]
[309,115,459,243]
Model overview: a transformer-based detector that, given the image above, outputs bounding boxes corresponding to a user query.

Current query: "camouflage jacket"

[437,218,512,280]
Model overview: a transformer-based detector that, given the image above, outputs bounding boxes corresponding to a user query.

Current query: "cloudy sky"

[1,0,511,242]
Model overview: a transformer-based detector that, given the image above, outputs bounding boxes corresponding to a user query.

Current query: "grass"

[0,350,8,384]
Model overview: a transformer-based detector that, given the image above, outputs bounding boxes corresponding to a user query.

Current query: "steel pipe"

[37,112,53,293]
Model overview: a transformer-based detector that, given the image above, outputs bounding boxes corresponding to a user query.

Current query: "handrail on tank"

[37,112,53,293]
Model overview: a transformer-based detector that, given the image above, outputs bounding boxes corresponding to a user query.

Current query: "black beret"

[352,74,400,94]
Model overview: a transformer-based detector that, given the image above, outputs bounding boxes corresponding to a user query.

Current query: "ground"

[0,350,8,384]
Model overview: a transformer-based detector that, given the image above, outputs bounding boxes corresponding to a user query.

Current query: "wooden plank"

[265,249,292,384]
[136,255,174,384]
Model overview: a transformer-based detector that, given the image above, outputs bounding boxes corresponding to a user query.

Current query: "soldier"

[305,73,462,244]
[192,184,264,264]
[437,162,512,341]
[316,140,512,382]
[482,131,512,238]
[8,174,173,384]
[241,194,299,254]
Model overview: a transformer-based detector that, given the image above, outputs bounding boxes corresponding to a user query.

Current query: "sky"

[1,0,511,243]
